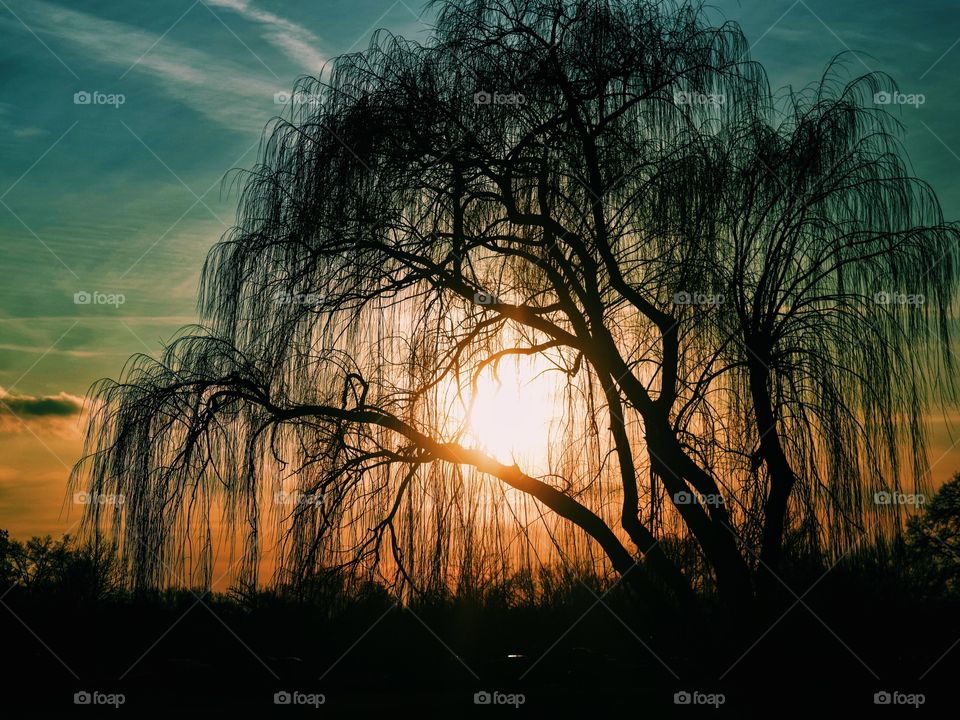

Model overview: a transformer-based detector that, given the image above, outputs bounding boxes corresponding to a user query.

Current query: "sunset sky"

[3,0,960,541]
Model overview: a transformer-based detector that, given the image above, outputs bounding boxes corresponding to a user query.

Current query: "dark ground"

[1,570,958,718]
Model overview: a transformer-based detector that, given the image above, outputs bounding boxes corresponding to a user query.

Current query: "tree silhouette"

[73,0,958,611]
[907,473,960,595]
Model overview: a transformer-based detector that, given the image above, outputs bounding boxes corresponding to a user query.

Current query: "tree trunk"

[747,353,796,590]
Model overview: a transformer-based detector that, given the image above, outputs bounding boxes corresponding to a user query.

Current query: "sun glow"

[461,358,561,471]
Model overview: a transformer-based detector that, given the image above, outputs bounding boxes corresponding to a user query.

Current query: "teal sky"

[2,0,960,538]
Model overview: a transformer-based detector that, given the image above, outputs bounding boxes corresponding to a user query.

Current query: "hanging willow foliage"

[72,0,959,606]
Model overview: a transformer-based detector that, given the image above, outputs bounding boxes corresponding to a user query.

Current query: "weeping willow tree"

[73,0,958,609]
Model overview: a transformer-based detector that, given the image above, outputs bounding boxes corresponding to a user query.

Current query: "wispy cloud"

[12,127,47,139]
[7,0,284,132]
[0,344,105,358]
[205,0,328,73]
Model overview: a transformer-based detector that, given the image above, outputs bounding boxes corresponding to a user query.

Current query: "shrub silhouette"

[907,473,960,596]
[0,530,121,602]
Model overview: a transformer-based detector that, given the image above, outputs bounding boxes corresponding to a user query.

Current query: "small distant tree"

[7,535,72,593]
[0,529,13,588]
[0,530,120,601]
[907,473,960,596]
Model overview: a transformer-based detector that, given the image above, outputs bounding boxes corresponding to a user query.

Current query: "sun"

[461,357,560,471]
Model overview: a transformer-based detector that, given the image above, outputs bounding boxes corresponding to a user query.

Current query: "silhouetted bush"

[907,472,960,596]
[0,530,121,603]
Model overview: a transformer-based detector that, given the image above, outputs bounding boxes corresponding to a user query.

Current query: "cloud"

[0,387,84,436]
[0,387,83,418]
[12,127,47,139]
[9,1,283,132]
[0,344,105,359]
[0,104,47,138]
[205,0,328,73]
